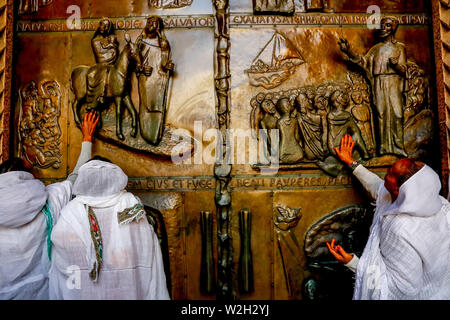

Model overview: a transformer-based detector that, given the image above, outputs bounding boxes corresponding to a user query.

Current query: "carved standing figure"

[86,18,119,110]
[136,15,174,145]
[213,0,228,39]
[327,90,369,160]
[350,89,376,156]
[404,60,428,123]
[276,97,304,163]
[338,17,408,156]
[296,93,327,161]
[259,98,279,153]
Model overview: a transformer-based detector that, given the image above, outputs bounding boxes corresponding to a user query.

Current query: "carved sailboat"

[245,32,305,89]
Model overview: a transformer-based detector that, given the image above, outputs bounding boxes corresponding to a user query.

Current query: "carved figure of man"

[86,18,119,109]
[24,128,47,167]
[326,90,369,160]
[327,135,450,300]
[404,61,428,123]
[296,93,326,160]
[276,97,304,164]
[350,90,376,156]
[136,16,174,145]
[40,98,61,152]
[259,99,279,132]
[338,17,408,156]
[213,0,228,38]
[259,98,279,158]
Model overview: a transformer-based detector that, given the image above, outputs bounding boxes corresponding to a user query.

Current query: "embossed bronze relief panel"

[9,0,446,300]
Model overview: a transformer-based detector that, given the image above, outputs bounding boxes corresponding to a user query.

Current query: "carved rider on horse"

[86,18,119,110]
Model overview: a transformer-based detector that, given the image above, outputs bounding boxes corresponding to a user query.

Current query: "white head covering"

[0,171,47,228]
[50,159,169,299]
[73,160,128,197]
[382,165,442,218]
[55,160,145,282]
[0,171,50,299]
[354,164,447,299]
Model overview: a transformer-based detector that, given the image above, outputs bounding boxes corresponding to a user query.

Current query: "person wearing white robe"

[0,112,98,300]
[327,134,450,300]
[49,159,170,300]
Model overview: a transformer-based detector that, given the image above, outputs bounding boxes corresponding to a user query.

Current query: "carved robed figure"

[136,16,174,145]
[339,17,408,157]
[87,18,119,109]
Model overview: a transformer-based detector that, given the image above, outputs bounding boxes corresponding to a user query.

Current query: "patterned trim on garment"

[42,202,53,261]
[88,207,103,282]
[117,203,146,225]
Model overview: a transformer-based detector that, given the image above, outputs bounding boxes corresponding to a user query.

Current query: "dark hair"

[88,155,113,164]
[0,158,28,174]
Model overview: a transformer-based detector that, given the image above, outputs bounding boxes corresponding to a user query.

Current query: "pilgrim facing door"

[9,0,446,299]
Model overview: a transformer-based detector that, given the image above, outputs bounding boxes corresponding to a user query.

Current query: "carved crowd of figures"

[251,73,370,165]
[251,63,429,168]
[251,16,431,172]
[18,80,62,169]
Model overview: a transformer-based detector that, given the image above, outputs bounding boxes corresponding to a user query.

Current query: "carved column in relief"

[213,0,234,300]
[0,0,14,163]
[200,211,216,295]
[431,0,450,195]
[238,209,254,294]
[274,206,303,299]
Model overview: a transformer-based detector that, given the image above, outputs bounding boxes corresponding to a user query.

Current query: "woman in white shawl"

[0,112,98,300]
[327,134,450,300]
[49,158,170,300]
